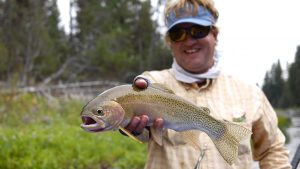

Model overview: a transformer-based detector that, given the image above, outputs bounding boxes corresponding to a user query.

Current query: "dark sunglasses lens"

[168,28,186,42]
[190,25,210,39]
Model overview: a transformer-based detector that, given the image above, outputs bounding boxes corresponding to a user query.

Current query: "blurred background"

[0,0,299,168]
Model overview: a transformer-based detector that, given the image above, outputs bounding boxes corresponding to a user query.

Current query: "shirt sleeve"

[252,92,291,169]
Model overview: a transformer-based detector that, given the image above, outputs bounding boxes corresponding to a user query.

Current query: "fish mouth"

[81,116,105,132]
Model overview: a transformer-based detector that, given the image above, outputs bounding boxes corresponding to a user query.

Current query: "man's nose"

[183,33,197,45]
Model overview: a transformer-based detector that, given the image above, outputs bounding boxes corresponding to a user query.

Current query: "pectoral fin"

[150,126,163,146]
[118,127,143,144]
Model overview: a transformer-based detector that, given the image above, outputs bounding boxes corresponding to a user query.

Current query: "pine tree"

[287,46,300,107]
[0,0,68,86]
[75,0,171,82]
[262,60,284,108]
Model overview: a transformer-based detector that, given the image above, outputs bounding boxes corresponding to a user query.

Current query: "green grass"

[277,114,292,144]
[0,93,147,169]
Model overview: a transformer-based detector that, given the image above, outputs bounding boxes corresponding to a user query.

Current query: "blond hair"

[164,0,219,23]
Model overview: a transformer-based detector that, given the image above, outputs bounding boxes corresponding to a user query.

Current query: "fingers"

[133,75,150,89]
[154,118,164,129]
[125,115,149,135]
[122,115,164,137]
[134,78,148,89]
[135,115,149,133]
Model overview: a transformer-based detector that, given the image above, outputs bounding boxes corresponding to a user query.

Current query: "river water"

[252,117,300,169]
[287,117,300,169]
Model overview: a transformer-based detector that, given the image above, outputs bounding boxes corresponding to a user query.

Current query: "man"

[124,0,291,168]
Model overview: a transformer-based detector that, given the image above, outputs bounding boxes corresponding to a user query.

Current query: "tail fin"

[212,121,252,165]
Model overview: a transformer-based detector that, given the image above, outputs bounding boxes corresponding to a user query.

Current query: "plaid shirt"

[139,69,291,169]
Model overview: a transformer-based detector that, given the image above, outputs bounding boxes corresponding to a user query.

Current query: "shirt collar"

[180,78,214,90]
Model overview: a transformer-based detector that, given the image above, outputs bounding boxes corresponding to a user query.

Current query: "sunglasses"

[168,25,212,42]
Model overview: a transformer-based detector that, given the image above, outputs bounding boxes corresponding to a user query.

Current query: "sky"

[57,0,300,86]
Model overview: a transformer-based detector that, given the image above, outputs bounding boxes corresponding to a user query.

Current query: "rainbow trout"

[80,84,252,165]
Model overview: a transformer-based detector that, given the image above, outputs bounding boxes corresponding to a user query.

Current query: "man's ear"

[211,26,219,41]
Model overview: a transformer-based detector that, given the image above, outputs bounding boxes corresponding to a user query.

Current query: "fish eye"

[96,108,105,116]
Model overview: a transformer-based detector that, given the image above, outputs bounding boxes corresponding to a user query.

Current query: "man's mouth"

[184,48,200,54]
[81,116,105,132]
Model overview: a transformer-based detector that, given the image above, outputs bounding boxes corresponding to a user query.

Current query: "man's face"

[170,23,218,73]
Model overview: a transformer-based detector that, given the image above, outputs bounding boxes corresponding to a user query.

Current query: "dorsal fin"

[201,107,210,114]
[151,83,175,94]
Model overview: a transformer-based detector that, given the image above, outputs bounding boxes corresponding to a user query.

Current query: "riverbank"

[287,117,300,169]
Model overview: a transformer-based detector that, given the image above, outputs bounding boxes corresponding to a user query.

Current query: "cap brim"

[167,18,212,31]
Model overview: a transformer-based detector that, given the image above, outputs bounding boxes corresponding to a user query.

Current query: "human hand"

[125,115,164,136]
[120,76,164,137]
[133,75,149,89]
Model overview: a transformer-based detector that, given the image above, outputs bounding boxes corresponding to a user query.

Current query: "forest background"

[0,0,299,168]
[0,0,299,108]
